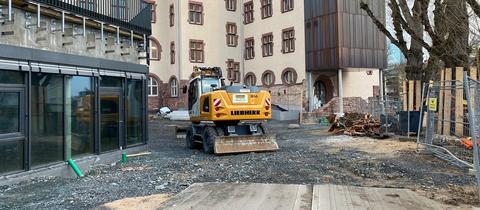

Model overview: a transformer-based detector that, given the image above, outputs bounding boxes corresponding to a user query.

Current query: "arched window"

[244,72,256,86]
[281,68,297,85]
[261,70,275,86]
[169,77,178,97]
[149,37,161,61]
[148,77,158,96]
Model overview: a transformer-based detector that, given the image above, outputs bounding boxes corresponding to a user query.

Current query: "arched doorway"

[313,81,327,109]
[312,75,334,110]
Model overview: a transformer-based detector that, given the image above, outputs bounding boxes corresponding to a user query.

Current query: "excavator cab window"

[188,79,199,110]
[201,77,221,94]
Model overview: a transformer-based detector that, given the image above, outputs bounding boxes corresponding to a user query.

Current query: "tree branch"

[389,0,433,52]
[467,0,480,19]
[360,2,409,55]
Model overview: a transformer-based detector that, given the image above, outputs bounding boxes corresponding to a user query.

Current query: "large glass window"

[0,140,24,173]
[101,77,123,87]
[66,76,94,157]
[127,80,144,146]
[0,71,24,84]
[0,90,24,173]
[100,76,123,152]
[0,92,20,134]
[31,73,64,166]
[0,70,25,174]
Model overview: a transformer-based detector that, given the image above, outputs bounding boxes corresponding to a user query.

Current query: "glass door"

[100,89,123,152]
[0,88,25,173]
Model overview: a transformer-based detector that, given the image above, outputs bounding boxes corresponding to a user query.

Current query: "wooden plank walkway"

[312,184,445,210]
[159,183,452,210]
[159,183,311,210]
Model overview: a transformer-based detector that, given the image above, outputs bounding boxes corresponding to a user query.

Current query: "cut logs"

[328,113,385,138]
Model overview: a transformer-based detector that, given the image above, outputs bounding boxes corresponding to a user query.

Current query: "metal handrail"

[29,0,151,35]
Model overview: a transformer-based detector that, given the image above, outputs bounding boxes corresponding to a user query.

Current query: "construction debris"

[164,111,190,121]
[328,112,385,138]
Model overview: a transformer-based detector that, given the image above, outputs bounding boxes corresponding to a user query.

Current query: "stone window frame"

[149,36,161,61]
[244,72,257,86]
[244,1,254,24]
[188,1,204,25]
[281,67,298,85]
[226,59,241,83]
[226,22,238,47]
[170,41,175,64]
[169,76,179,98]
[148,76,159,96]
[225,0,237,11]
[281,0,294,13]
[151,3,157,23]
[245,37,255,60]
[261,70,275,87]
[282,27,295,54]
[169,4,174,27]
[262,32,274,57]
[189,39,205,63]
[261,0,273,19]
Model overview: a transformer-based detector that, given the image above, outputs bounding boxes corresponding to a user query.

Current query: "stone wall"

[260,81,307,111]
[0,8,143,64]
[149,80,189,111]
[302,97,372,124]
[149,80,308,112]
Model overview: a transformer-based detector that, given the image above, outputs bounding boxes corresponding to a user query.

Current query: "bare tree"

[360,0,427,80]
[361,0,471,81]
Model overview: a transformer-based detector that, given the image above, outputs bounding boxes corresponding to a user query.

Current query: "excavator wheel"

[186,127,199,149]
[202,126,217,154]
[258,124,268,134]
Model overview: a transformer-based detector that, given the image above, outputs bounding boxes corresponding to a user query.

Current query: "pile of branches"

[328,112,384,138]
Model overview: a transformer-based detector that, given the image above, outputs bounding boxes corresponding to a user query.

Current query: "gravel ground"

[0,119,477,209]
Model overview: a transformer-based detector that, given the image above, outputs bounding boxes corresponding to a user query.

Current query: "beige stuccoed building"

[148,0,386,121]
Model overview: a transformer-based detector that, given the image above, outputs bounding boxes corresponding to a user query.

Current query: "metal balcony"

[30,0,151,35]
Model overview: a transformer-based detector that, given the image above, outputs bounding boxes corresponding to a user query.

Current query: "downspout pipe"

[177,0,181,81]
[67,159,84,177]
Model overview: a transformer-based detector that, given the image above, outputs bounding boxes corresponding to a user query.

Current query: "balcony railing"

[30,0,151,35]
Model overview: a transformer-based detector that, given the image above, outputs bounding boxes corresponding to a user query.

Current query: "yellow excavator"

[183,67,278,154]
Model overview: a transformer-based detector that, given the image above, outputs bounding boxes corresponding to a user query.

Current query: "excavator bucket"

[214,134,279,154]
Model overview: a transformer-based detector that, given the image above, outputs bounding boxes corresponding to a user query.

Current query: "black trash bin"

[399,111,420,133]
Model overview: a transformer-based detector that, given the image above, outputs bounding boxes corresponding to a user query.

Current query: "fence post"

[463,72,480,201]
[455,67,464,136]
[444,68,453,135]
[417,83,426,146]
[437,69,445,134]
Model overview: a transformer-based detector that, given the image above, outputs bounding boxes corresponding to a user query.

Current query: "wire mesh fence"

[369,95,403,135]
[464,73,480,197]
[421,79,473,168]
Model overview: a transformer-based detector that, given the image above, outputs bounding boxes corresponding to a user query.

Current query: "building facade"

[148,0,306,112]
[0,0,151,175]
[148,0,386,116]
[304,0,386,113]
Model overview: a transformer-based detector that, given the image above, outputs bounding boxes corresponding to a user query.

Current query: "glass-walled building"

[0,0,151,175]
[0,54,149,174]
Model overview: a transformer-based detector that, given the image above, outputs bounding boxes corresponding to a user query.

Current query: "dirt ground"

[0,119,477,209]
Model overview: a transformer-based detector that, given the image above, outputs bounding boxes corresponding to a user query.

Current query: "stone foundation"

[260,81,307,111]
[302,97,373,124]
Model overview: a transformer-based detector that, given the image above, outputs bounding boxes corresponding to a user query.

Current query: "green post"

[67,159,84,177]
[121,147,127,163]
[122,151,127,163]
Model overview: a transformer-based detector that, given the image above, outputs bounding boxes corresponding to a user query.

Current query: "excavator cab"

[184,67,278,154]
